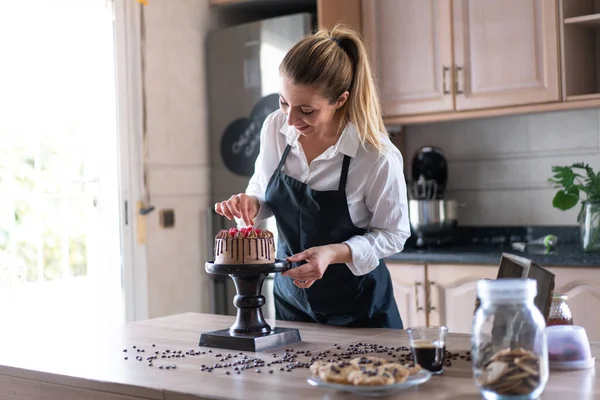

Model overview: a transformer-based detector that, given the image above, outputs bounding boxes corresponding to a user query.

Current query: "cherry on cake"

[214,227,276,264]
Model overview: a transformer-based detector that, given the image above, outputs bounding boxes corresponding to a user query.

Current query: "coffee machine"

[408,147,457,247]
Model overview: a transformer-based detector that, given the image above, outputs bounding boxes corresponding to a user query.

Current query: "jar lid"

[552,293,568,301]
[477,278,537,301]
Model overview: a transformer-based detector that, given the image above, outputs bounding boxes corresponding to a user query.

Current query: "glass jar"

[471,279,549,400]
[546,293,573,326]
[580,201,600,253]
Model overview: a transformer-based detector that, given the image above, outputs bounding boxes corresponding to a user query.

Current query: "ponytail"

[280,24,388,152]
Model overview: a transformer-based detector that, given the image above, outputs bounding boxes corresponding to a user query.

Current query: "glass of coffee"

[406,326,448,374]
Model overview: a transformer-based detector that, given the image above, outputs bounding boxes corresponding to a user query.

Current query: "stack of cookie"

[310,356,422,386]
[477,348,542,396]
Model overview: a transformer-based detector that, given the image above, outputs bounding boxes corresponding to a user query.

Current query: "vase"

[580,200,600,252]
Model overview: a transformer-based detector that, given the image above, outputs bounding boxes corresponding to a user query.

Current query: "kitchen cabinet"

[426,264,498,334]
[388,263,428,328]
[362,0,454,116]
[317,0,361,32]
[209,0,363,33]
[363,0,560,117]
[387,262,496,332]
[547,266,600,341]
[452,0,560,111]
[560,0,600,101]
[388,261,600,340]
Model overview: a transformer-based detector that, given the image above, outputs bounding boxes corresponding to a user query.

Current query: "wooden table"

[0,313,597,399]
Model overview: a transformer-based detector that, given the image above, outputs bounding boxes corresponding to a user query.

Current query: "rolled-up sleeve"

[343,148,411,275]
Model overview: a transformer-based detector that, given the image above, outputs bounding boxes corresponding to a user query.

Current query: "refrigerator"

[205,13,314,318]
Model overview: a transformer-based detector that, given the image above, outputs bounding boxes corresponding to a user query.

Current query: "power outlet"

[159,209,175,228]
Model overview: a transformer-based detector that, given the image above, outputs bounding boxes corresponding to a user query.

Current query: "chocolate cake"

[214,227,276,264]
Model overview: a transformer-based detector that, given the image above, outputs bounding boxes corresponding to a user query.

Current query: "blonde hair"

[279,24,388,152]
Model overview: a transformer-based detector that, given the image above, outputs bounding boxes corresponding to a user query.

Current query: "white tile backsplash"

[405,108,600,226]
[527,108,599,152]
[452,114,530,158]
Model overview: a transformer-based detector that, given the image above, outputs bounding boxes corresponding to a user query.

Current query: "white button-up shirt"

[242,110,411,276]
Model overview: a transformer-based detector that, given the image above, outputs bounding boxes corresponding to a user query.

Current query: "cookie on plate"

[318,361,358,384]
[380,362,410,383]
[402,363,423,376]
[309,360,329,375]
[350,356,389,368]
[348,367,395,386]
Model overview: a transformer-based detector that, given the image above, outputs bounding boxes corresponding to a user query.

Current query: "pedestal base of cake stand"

[199,327,301,352]
[200,260,301,352]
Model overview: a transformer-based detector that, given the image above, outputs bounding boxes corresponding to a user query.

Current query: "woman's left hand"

[282,245,336,289]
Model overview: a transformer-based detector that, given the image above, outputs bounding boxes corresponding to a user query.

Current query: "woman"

[215,25,410,329]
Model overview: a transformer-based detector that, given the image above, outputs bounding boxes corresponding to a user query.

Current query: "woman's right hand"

[214,194,259,227]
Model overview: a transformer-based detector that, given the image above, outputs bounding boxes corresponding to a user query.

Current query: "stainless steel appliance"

[408,199,458,247]
[205,13,314,317]
[408,146,459,247]
[411,146,447,199]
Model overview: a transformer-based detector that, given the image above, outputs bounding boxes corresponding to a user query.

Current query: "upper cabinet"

[362,0,454,116]
[452,0,560,111]
[560,0,600,101]
[363,0,561,118]
[318,0,362,32]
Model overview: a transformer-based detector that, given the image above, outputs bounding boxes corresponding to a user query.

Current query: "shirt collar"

[278,121,360,158]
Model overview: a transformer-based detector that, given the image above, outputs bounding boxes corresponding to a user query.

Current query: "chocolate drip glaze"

[214,229,275,263]
[241,239,245,263]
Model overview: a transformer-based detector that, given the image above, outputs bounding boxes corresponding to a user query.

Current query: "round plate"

[205,260,290,276]
[307,370,432,397]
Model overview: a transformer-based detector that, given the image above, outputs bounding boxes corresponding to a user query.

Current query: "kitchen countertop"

[386,226,600,267]
[0,313,597,399]
[387,243,600,267]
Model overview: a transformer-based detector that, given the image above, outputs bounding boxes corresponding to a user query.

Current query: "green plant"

[549,163,600,252]
[548,163,600,211]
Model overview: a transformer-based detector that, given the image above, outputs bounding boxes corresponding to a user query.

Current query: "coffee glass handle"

[427,281,437,313]
[415,281,424,312]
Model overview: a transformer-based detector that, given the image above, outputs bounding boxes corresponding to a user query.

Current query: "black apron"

[265,144,403,329]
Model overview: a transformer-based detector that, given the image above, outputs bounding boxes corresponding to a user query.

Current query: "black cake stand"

[199,260,301,352]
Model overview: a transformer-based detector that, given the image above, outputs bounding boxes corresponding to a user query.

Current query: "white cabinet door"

[452,0,560,111]
[362,0,454,116]
[387,262,428,328]
[427,264,498,334]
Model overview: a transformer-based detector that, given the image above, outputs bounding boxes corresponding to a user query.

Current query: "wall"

[140,0,293,318]
[141,0,213,319]
[403,108,600,226]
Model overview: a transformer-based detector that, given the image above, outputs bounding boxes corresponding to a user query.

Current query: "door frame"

[113,0,148,322]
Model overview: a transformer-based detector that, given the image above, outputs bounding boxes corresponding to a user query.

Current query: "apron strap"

[338,155,351,192]
[277,144,293,171]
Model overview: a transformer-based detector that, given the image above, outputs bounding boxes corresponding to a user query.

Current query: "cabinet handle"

[455,65,464,95]
[414,281,424,312]
[442,66,451,95]
[427,281,437,313]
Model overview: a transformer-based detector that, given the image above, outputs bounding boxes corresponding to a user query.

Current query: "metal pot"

[408,199,458,238]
